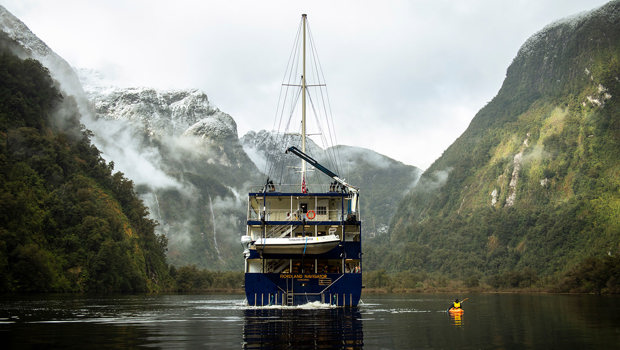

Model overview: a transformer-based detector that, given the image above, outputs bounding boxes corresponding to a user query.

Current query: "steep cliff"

[373,1,619,288]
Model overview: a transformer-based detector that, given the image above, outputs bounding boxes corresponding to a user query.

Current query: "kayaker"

[452,299,461,310]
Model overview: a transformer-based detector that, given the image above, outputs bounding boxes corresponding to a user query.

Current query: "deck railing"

[249,182,348,194]
[248,208,343,222]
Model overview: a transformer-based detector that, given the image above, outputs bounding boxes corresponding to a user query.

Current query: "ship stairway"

[286,278,294,306]
[277,225,295,238]
[265,223,294,238]
[266,210,300,238]
[265,259,289,273]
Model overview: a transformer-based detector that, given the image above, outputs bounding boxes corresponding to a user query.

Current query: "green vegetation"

[0,52,172,293]
[365,2,620,294]
[170,265,243,292]
[555,255,620,294]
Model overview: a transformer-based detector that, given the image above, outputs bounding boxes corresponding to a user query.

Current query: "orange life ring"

[306,210,316,220]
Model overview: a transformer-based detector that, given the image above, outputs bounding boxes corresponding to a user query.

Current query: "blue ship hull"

[245,272,362,307]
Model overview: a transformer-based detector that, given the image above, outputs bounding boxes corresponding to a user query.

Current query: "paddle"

[447,298,469,312]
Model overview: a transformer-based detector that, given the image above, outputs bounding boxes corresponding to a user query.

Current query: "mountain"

[80,79,261,270]
[0,49,171,292]
[1,4,257,270]
[241,131,422,238]
[371,1,619,290]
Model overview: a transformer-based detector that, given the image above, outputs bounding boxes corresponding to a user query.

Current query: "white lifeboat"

[254,234,340,255]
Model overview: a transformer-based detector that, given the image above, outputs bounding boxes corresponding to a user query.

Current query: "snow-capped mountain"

[89,87,237,141]
[241,130,324,172]
[80,74,259,269]
[80,68,238,141]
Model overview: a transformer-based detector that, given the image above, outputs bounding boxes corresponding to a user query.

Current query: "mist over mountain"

[80,78,261,270]
[369,1,619,291]
[0,5,90,128]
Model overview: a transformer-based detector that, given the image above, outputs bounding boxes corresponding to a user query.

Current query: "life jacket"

[453,301,461,308]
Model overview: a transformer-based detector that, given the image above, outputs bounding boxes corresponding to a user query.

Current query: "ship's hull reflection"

[243,306,363,349]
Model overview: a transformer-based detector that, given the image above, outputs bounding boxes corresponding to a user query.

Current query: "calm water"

[0,293,618,349]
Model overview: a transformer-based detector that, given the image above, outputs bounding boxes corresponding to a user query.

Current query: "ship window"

[316,206,327,215]
[300,203,308,213]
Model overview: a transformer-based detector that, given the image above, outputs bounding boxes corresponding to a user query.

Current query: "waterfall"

[153,192,163,221]
[209,194,223,261]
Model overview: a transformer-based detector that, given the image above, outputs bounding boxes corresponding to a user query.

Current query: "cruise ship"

[241,14,362,307]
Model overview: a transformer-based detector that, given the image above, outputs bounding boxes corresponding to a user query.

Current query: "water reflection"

[448,311,463,327]
[243,306,363,349]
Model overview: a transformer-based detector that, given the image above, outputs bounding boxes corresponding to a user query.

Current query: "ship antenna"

[301,13,307,191]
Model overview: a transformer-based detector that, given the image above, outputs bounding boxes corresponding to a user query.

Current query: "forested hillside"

[0,52,172,293]
[366,1,620,293]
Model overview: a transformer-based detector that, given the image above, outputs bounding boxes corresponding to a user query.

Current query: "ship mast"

[301,13,307,190]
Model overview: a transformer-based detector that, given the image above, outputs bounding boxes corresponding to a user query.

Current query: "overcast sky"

[2,0,610,169]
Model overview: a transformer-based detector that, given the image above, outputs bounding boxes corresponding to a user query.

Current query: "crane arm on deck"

[285,146,359,216]
[285,146,357,193]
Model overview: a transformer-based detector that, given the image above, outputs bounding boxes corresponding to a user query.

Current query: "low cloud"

[84,116,183,190]
[415,167,452,193]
